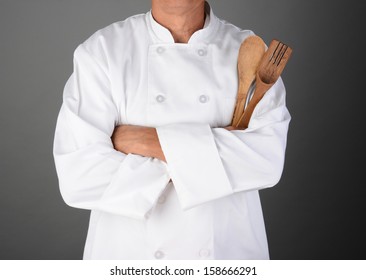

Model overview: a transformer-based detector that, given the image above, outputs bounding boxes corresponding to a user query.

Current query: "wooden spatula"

[231,35,266,126]
[235,39,293,129]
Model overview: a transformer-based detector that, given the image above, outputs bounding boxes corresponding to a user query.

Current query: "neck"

[151,0,206,43]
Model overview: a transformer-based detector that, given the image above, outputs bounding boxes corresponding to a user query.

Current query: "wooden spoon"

[236,39,293,129]
[231,35,266,126]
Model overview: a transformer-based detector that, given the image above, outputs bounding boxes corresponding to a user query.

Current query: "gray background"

[0,0,364,259]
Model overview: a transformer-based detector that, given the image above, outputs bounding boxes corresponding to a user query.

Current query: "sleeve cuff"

[156,123,232,210]
[97,154,171,219]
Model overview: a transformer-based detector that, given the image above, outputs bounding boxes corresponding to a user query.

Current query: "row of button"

[154,249,211,259]
[156,46,207,56]
[155,94,209,103]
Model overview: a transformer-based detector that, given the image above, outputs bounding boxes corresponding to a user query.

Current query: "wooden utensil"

[235,39,293,129]
[231,35,266,126]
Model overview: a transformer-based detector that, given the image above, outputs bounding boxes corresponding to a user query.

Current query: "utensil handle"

[231,80,253,126]
[235,81,273,129]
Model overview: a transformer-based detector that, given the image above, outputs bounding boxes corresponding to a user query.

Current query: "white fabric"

[53,2,290,260]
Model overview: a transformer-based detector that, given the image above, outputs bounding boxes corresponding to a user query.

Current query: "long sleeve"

[53,44,170,219]
[156,78,291,210]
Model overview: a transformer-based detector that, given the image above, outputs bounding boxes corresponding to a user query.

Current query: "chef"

[53,0,290,259]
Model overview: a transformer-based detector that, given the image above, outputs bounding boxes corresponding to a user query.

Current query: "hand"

[111,125,166,162]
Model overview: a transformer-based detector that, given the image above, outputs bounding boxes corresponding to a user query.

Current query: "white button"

[199,95,209,103]
[156,46,165,54]
[197,49,207,56]
[154,250,165,259]
[156,95,165,103]
[199,249,210,257]
[158,195,166,204]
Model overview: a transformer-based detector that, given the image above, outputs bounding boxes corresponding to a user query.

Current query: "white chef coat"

[53,2,290,260]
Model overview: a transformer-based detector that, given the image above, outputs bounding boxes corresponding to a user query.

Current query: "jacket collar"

[147,1,218,44]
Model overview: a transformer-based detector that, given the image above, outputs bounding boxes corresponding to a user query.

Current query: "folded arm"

[155,78,291,210]
[110,76,290,212]
[55,42,290,217]
[53,44,171,219]
[111,125,235,162]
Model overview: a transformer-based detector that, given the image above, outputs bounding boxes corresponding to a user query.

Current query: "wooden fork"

[235,39,293,129]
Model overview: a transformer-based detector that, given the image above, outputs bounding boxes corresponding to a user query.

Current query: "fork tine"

[276,44,288,66]
[269,41,281,63]
[273,43,285,65]
[273,44,283,64]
